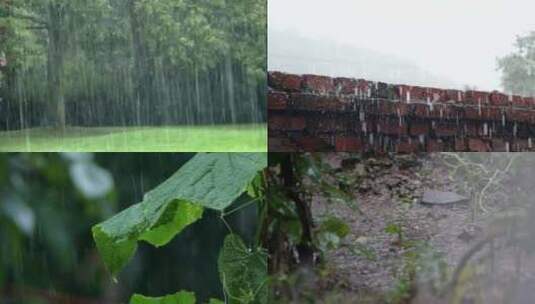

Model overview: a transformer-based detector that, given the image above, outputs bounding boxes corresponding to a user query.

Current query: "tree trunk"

[281,154,316,266]
[225,54,236,124]
[128,0,155,126]
[47,2,66,129]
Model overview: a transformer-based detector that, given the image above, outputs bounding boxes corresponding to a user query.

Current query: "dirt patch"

[308,153,535,303]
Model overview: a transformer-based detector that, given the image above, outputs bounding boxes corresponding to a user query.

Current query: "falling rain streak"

[0,0,266,150]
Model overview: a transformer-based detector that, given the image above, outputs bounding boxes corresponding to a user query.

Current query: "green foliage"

[385,223,402,236]
[0,125,268,152]
[218,234,268,304]
[0,0,266,127]
[0,153,117,297]
[316,217,350,252]
[93,153,268,302]
[497,31,535,96]
[385,223,404,245]
[130,291,196,304]
[266,186,303,246]
[267,153,355,280]
[93,153,266,277]
[295,154,358,211]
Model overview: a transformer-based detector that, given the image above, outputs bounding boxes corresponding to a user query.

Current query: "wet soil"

[308,153,535,304]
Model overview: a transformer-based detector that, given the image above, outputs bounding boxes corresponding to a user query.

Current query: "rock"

[354,164,366,177]
[420,189,468,205]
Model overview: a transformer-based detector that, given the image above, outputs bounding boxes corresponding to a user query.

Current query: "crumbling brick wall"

[268,71,535,152]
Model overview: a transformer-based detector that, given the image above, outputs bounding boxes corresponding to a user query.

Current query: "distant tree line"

[498,31,535,97]
[0,0,266,130]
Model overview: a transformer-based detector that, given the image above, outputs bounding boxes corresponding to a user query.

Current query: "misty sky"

[269,0,535,91]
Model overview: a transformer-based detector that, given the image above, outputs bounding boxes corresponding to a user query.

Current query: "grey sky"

[268,0,535,91]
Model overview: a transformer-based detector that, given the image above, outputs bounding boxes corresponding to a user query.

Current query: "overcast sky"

[268,0,535,91]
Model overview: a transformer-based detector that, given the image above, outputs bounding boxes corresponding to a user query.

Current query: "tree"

[3,0,109,129]
[497,31,535,97]
[0,0,266,130]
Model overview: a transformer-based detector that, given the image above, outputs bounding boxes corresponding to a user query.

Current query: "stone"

[420,189,468,205]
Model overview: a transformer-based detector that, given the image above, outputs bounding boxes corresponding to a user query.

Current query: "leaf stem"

[220,215,234,234]
[222,196,263,217]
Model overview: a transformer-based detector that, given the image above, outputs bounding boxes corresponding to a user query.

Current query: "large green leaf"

[92,153,267,277]
[130,290,196,304]
[218,234,268,304]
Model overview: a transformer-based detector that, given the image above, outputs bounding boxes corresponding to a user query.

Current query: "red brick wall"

[268,71,535,152]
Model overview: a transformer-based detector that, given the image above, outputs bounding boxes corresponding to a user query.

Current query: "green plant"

[267,154,355,271]
[385,223,404,246]
[92,153,268,304]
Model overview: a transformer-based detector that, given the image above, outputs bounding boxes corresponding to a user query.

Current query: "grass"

[0,124,267,152]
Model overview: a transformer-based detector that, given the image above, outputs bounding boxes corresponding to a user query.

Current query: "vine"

[267,153,355,301]
[92,153,268,304]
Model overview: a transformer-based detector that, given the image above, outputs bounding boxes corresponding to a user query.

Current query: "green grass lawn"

[0,125,267,152]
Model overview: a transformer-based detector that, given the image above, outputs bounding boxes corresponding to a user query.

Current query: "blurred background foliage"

[0,153,258,303]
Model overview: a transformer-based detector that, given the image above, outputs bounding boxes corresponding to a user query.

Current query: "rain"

[268,0,535,92]
[0,153,260,303]
[0,0,267,152]
[269,153,535,304]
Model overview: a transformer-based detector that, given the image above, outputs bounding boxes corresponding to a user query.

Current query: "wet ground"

[308,153,535,304]
[0,125,267,152]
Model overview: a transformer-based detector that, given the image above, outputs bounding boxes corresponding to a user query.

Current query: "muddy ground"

[302,153,535,304]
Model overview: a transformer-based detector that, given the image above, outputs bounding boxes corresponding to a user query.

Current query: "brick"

[268,72,302,92]
[396,139,420,153]
[410,86,429,102]
[465,123,480,136]
[291,93,348,111]
[511,109,533,123]
[468,138,490,152]
[377,100,409,116]
[489,91,508,106]
[373,82,395,99]
[464,106,481,120]
[428,104,448,118]
[306,116,352,133]
[512,139,530,151]
[302,74,335,94]
[395,85,412,102]
[334,77,357,95]
[268,115,306,131]
[428,88,447,102]
[268,137,299,152]
[335,136,362,151]
[294,136,331,152]
[446,90,464,102]
[511,95,525,107]
[455,138,467,151]
[435,122,458,137]
[356,79,372,97]
[378,119,407,136]
[524,97,535,108]
[465,90,489,105]
[266,71,535,153]
[480,107,502,120]
[427,139,444,152]
[410,121,430,136]
[491,138,508,152]
[268,91,288,110]
[411,103,429,117]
